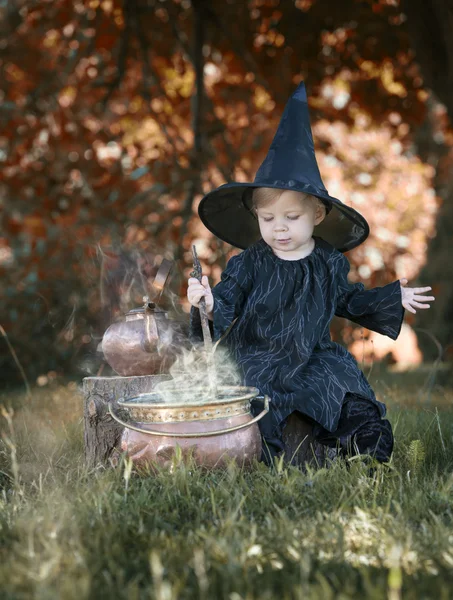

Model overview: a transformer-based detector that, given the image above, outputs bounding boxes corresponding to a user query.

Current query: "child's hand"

[187,276,214,313]
[400,278,435,314]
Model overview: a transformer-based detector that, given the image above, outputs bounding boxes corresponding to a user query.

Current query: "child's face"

[254,189,325,259]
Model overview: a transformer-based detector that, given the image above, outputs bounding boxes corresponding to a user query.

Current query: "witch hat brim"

[198,83,369,252]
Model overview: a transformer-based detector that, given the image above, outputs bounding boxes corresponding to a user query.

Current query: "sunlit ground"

[1,369,453,599]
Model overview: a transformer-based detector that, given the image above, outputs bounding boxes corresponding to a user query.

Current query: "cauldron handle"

[108,396,270,438]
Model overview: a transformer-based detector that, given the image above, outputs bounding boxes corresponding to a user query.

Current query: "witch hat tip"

[293,81,307,102]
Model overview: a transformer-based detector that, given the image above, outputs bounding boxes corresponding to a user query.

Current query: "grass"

[1,373,453,600]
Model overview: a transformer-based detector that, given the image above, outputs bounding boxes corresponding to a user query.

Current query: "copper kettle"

[101,258,187,376]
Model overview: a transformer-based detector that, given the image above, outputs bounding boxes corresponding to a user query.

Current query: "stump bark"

[282,411,337,469]
[83,374,170,468]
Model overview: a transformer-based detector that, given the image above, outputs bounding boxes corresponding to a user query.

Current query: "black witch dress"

[190,237,404,440]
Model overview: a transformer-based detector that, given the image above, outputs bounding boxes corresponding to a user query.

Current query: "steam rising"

[93,244,243,403]
[98,245,186,324]
[154,345,242,404]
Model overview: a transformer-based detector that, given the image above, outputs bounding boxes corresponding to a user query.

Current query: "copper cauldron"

[108,387,269,469]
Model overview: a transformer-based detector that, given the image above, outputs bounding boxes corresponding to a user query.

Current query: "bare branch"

[101,0,132,109]
[203,4,270,91]
[181,0,204,213]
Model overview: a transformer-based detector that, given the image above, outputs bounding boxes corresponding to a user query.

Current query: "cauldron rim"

[118,385,260,410]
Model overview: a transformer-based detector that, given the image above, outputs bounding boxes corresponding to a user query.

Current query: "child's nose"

[274,221,288,231]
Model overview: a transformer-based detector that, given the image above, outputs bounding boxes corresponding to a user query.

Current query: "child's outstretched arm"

[335,253,403,340]
[399,278,435,314]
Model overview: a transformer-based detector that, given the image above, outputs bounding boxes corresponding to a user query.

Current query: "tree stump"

[282,411,337,469]
[83,374,170,468]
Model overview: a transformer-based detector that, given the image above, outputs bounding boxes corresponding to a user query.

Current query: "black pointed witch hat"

[198,83,369,252]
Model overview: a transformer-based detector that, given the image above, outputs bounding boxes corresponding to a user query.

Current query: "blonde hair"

[251,187,326,215]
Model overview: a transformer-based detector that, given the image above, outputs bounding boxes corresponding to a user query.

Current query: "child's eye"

[262,217,273,222]
[287,215,300,220]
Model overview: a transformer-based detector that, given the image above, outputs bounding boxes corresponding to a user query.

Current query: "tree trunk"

[83,374,170,468]
[403,1,453,367]
[403,0,453,119]
[282,412,337,469]
[407,104,453,366]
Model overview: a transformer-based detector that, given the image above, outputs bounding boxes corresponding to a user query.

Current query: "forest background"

[1,0,453,388]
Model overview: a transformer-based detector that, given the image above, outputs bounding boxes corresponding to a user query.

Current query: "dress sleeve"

[334,254,404,340]
[189,251,253,343]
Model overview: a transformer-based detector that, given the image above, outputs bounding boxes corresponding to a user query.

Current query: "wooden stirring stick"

[191,245,218,398]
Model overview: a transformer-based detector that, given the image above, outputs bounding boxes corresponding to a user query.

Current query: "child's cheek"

[258,221,268,236]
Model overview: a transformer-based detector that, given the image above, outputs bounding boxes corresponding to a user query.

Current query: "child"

[187,84,435,465]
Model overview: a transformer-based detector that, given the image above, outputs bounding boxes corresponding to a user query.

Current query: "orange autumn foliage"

[0,0,446,379]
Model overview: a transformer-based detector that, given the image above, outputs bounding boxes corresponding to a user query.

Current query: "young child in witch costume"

[187,83,435,465]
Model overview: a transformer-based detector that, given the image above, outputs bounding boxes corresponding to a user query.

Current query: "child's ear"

[314,202,326,225]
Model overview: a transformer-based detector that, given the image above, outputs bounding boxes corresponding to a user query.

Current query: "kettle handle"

[108,395,269,438]
[141,310,159,353]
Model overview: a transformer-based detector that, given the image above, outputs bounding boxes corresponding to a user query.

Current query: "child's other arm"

[334,254,404,340]
[399,278,435,314]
